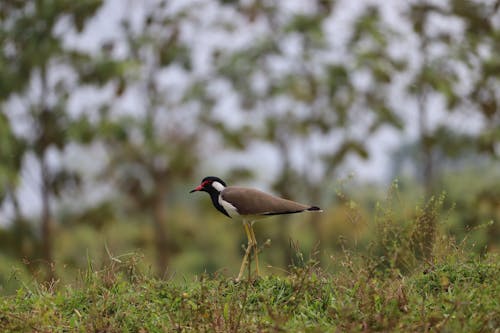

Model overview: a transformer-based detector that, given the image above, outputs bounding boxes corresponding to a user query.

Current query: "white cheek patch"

[219,196,239,219]
[212,181,226,192]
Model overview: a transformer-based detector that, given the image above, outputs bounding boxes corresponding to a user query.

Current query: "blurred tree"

[206,1,406,266]
[452,0,500,156]
[0,113,33,261]
[0,0,125,281]
[403,0,499,196]
[99,1,204,277]
[389,0,499,260]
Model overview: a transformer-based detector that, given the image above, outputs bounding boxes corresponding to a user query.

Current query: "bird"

[190,176,322,281]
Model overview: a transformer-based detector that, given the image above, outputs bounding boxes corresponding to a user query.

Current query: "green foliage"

[77,56,131,86]
[0,0,104,97]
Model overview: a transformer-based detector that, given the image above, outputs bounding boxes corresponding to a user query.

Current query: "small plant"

[370,181,448,274]
[410,193,446,262]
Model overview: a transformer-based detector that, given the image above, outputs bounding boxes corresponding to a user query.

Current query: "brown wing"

[221,186,310,216]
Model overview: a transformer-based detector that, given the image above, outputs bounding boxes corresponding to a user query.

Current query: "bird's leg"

[236,222,253,281]
[249,223,260,277]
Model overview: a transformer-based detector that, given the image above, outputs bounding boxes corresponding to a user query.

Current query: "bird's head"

[190,176,227,194]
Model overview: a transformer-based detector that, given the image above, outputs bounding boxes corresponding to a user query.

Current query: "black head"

[190,176,230,218]
[189,176,227,194]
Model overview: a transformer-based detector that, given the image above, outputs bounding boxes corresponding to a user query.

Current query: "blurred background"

[0,0,498,293]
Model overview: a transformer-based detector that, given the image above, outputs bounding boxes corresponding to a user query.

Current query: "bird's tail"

[307,206,323,212]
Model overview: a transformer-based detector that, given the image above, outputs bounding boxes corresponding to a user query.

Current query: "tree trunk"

[40,157,55,282]
[418,96,434,198]
[417,19,434,199]
[8,185,29,259]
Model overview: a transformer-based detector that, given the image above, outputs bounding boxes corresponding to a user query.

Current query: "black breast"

[208,190,230,218]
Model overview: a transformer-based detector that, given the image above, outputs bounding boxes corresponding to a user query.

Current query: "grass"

[0,248,498,332]
[0,189,498,332]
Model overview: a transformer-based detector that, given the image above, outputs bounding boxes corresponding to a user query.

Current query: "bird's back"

[221,186,309,216]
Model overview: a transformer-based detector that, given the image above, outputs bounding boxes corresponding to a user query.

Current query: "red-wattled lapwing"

[190,176,322,281]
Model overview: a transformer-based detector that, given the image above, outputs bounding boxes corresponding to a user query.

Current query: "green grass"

[0,250,498,332]
[1,189,498,332]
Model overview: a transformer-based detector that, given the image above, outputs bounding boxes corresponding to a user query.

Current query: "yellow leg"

[249,223,260,277]
[236,222,253,281]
